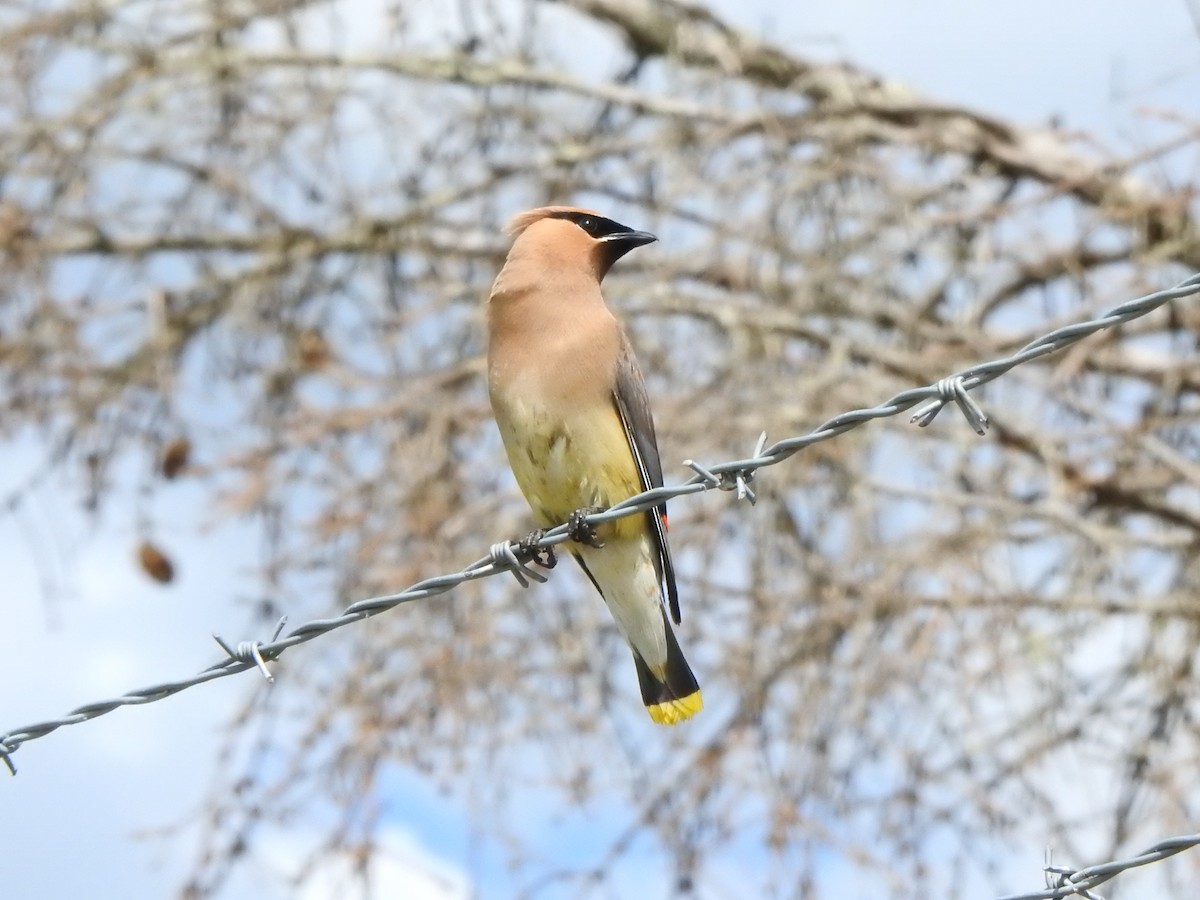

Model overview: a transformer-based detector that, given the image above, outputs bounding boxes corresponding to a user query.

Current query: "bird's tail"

[634,612,703,725]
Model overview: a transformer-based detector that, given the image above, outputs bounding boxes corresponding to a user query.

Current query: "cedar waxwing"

[487,206,702,725]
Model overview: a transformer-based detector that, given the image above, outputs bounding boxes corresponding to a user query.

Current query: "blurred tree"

[2,0,1199,896]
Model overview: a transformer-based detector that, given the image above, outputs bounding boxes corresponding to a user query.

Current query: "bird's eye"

[553,211,621,237]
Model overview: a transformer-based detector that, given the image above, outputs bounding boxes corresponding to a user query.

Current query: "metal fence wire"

[3,272,1200,899]
[998,832,1200,900]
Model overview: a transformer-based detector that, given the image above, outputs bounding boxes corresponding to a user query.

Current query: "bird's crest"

[505,206,600,237]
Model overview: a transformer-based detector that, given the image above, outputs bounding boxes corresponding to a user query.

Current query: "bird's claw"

[567,507,605,548]
[515,529,557,569]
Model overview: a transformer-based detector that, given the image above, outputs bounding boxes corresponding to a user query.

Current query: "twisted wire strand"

[3,273,1197,765]
[996,832,1200,900]
[2,272,1198,900]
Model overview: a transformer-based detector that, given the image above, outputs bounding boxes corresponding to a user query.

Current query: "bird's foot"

[567,507,605,549]
[514,529,557,569]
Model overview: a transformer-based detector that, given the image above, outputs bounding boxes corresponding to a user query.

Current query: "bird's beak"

[600,230,658,249]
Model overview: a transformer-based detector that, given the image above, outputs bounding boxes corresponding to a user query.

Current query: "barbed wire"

[996,832,1200,900]
[3,274,1199,892]
[2,274,1199,900]
[2,272,1198,775]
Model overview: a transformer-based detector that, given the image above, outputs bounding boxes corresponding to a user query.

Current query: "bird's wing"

[612,336,681,624]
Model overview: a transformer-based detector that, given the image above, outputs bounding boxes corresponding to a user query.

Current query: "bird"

[486,205,702,725]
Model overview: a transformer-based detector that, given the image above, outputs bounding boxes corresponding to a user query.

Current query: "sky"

[1,1,1197,898]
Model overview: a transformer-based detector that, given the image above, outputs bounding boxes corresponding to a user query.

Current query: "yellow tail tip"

[646,690,703,725]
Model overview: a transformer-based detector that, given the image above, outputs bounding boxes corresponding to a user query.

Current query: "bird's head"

[505,206,657,280]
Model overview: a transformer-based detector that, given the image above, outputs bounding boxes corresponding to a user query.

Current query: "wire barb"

[212,617,288,683]
[0,273,1197,796]
[489,540,550,588]
[1042,865,1107,900]
[683,432,768,504]
[682,457,721,486]
[910,375,991,433]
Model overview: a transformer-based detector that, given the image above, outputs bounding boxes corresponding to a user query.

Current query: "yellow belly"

[494,393,644,541]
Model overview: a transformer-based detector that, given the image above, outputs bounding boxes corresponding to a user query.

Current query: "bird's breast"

[488,287,641,534]
[491,385,643,535]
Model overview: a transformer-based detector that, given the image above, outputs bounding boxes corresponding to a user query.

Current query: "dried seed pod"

[160,437,190,479]
[138,540,175,584]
